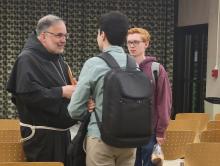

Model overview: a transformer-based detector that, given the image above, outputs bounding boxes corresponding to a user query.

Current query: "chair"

[175,113,209,131]
[215,113,220,120]
[0,142,26,161]
[0,130,21,142]
[161,130,196,160]
[206,120,220,130]
[184,142,220,166]
[167,119,201,142]
[0,119,20,130]
[0,162,63,166]
[200,129,220,142]
[167,119,200,132]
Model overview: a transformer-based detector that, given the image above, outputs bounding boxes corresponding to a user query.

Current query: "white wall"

[206,0,220,98]
[178,0,209,26]
[178,0,220,118]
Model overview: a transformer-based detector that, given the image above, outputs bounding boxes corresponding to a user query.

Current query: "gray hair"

[36,14,64,36]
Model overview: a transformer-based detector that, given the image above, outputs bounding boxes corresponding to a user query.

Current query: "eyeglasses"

[45,31,69,39]
[127,40,144,47]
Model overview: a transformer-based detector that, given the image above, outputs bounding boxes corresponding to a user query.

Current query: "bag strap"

[94,108,102,131]
[151,62,160,116]
[97,52,137,69]
[151,62,160,84]
[97,52,120,68]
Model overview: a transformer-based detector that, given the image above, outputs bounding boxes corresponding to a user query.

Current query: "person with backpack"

[127,27,172,166]
[68,11,136,166]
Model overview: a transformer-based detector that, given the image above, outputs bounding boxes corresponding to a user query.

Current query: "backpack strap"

[151,62,160,84]
[95,52,119,131]
[97,52,137,69]
[97,52,120,68]
[151,62,160,117]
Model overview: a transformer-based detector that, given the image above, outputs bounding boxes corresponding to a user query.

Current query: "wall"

[205,0,220,119]
[0,0,175,118]
[206,0,220,98]
[178,0,209,26]
[178,0,220,118]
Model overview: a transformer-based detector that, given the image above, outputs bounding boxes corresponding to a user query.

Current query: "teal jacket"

[68,46,127,138]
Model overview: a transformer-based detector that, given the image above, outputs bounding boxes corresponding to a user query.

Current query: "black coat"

[7,32,76,128]
[6,31,76,166]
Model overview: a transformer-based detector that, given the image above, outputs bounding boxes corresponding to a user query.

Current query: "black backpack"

[95,52,153,148]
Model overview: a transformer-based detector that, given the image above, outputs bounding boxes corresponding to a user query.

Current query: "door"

[173,24,208,116]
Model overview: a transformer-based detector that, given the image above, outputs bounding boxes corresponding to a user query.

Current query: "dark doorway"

[173,24,208,117]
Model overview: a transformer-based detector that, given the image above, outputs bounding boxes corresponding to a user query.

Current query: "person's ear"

[100,31,106,40]
[38,32,46,42]
[145,41,149,49]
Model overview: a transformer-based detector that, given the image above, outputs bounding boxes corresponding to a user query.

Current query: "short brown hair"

[127,28,151,43]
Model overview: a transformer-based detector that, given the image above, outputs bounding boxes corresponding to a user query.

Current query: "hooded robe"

[7,32,76,166]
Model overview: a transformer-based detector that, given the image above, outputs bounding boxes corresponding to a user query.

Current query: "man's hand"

[62,85,76,99]
[87,98,95,112]
[156,137,165,145]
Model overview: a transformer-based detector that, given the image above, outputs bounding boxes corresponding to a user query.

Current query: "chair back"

[161,130,196,160]
[167,119,201,142]
[0,119,20,130]
[0,130,21,142]
[207,120,220,130]
[0,162,63,166]
[175,113,209,131]
[184,142,220,166]
[215,113,220,120]
[200,129,220,142]
[0,142,26,161]
[167,120,200,132]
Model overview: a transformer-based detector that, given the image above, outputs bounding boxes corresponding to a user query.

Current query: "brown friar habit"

[7,32,77,166]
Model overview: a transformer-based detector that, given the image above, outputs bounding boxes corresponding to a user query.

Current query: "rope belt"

[20,122,70,142]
